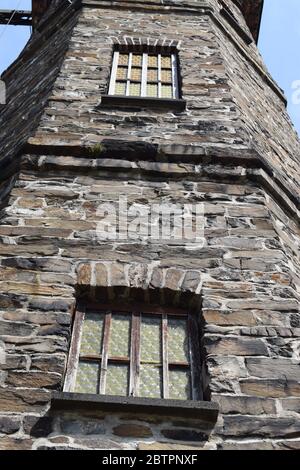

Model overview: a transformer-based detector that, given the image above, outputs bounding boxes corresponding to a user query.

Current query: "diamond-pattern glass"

[119,54,129,66]
[168,318,189,363]
[115,82,126,95]
[161,70,172,83]
[139,364,162,398]
[129,83,141,96]
[108,314,131,358]
[147,84,158,97]
[80,311,104,356]
[116,67,128,80]
[169,369,191,400]
[161,56,172,68]
[106,363,129,396]
[141,316,161,363]
[161,85,173,98]
[75,361,99,394]
[130,68,142,81]
[148,56,158,68]
[132,54,142,66]
[147,69,158,82]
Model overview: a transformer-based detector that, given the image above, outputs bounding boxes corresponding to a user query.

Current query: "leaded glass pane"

[129,83,141,96]
[161,70,172,83]
[108,315,131,358]
[115,82,126,95]
[130,68,142,81]
[132,54,142,66]
[168,318,189,363]
[80,312,104,356]
[169,369,191,400]
[119,54,129,66]
[141,316,161,363]
[116,67,128,80]
[139,364,162,398]
[106,364,129,396]
[148,56,158,68]
[147,69,158,82]
[75,361,99,394]
[147,84,158,97]
[161,56,172,68]
[161,85,173,98]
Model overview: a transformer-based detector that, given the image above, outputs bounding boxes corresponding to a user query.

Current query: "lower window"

[64,303,203,401]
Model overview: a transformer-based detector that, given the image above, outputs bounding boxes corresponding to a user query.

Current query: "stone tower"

[0,0,299,451]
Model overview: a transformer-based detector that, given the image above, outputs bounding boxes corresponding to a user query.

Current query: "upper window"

[64,303,202,401]
[108,48,180,100]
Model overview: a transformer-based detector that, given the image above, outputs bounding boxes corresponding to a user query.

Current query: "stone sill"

[51,392,219,422]
[99,95,187,112]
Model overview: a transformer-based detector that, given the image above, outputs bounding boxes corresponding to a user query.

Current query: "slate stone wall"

[0,0,299,450]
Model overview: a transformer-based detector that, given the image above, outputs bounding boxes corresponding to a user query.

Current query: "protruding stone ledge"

[51,392,219,423]
[99,95,187,112]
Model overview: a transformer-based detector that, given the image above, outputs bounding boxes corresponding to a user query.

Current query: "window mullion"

[108,51,119,95]
[162,314,169,399]
[129,312,141,397]
[141,52,148,97]
[99,310,112,394]
[126,52,133,96]
[171,53,179,99]
[64,303,86,392]
[188,313,203,400]
[158,53,162,98]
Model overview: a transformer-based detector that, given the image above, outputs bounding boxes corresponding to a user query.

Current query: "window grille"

[64,303,202,401]
[108,49,180,100]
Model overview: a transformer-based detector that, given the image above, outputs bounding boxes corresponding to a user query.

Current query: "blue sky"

[0,0,300,134]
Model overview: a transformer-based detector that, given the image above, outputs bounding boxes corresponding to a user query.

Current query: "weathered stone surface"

[0,320,35,337]
[30,354,66,374]
[138,441,214,450]
[161,429,208,441]
[219,441,275,450]
[0,437,33,450]
[6,371,61,389]
[60,418,105,436]
[113,424,153,438]
[23,416,53,437]
[205,336,269,356]
[77,264,91,285]
[245,358,300,380]
[0,387,50,412]
[222,416,300,438]
[280,399,300,414]
[275,441,300,450]
[0,416,20,434]
[213,395,276,415]
[240,379,300,398]
[94,263,108,286]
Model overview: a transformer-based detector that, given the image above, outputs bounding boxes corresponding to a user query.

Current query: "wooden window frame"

[64,303,203,401]
[108,48,180,100]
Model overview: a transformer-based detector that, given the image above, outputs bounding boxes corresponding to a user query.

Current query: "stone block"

[240,379,300,398]
[0,416,20,435]
[205,336,269,356]
[212,395,276,415]
[245,358,300,380]
[113,424,153,438]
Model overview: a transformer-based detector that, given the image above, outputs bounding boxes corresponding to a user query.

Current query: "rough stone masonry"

[0,0,299,450]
